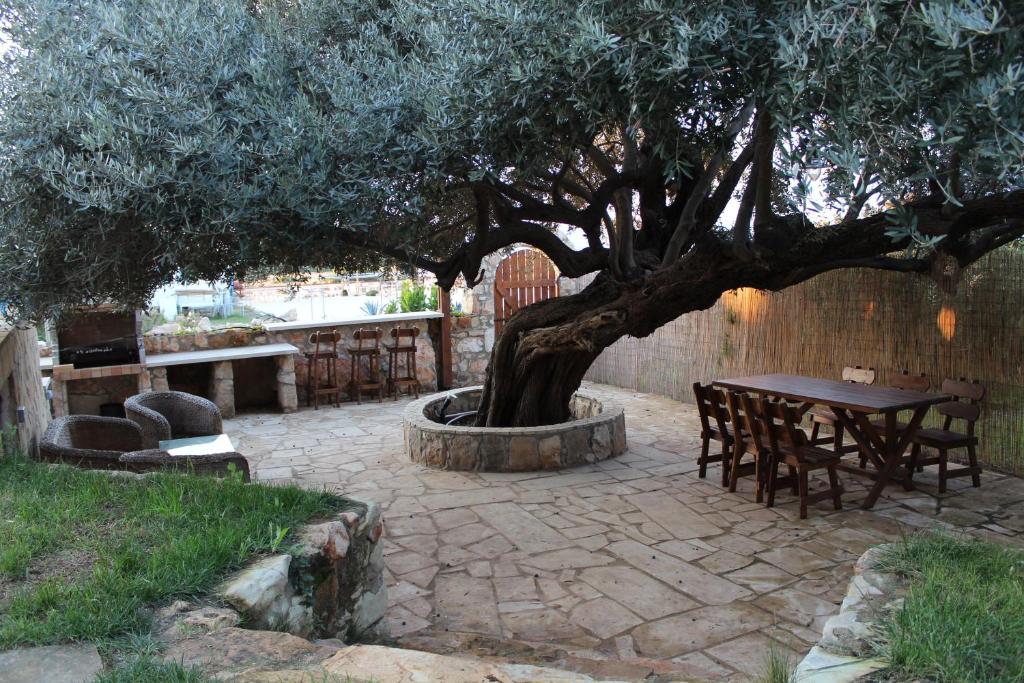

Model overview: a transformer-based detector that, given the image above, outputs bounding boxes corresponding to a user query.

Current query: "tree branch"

[662,101,755,265]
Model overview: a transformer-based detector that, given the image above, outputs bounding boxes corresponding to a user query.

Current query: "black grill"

[62,338,139,369]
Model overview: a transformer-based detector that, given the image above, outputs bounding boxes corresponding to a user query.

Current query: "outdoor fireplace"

[49,307,149,417]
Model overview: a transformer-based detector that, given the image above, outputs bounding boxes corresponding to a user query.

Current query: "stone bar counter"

[144,312,443,416]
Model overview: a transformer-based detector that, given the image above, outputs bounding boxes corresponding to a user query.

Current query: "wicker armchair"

[119,449,250,481]
[39,415,250,480]
[39,415,144,470]
[125,391,223,449]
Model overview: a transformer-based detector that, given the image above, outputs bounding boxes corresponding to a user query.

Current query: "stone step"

[0,644,103,683]
[396,629,722,681]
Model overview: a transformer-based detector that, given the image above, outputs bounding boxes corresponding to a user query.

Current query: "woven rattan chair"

[39,415,144,470]
[119,449,250,481]
[39,415,249,480]
[125,391,223,449]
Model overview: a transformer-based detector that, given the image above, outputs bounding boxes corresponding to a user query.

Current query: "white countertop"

[264,310,442,332]
[145,343,299,367]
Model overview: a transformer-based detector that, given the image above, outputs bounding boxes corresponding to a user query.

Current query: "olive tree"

[1,0,1021,426]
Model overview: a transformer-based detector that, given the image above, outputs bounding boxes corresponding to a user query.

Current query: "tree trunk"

[474,273,623,427]
[475,247,739,427]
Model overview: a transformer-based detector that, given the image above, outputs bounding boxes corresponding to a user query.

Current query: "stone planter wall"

[219,499,388,642]
[404,387,626,471]
[145,318,438,405]
[792,544,902,682]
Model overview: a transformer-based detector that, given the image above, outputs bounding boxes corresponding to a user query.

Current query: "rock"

[0,643,103,683]
[352,586,388,636]
[150,322,182,335]
[162,627,340,675]
[297,521,350,562]
[222,554,292,617]
[321,644,598,682]
[220,554,311,634]
[156,602,242,639]
[791,645,887,683]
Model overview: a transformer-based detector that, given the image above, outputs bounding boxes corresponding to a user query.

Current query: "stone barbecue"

[48,307,149,418]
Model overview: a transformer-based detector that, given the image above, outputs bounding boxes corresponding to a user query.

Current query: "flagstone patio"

[226,383,1024,681]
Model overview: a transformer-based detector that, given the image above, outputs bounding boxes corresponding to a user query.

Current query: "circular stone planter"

[403,387,627,471]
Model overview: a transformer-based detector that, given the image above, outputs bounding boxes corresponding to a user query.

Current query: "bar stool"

[386,327,420,400]
[304,329,342,410]
[348,328,384,404]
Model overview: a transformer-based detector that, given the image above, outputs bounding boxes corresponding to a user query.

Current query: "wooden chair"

[347,328,384,404]
[722,390,766,502]
[386,327,420,400]
[906,378,985,493]
[755,396,844,519]
[864,370,930,467]
[808,366,876,452]
[693,383,734,486]
[305,329,342,410]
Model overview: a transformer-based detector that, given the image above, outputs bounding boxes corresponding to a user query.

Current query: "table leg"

[851,406,929,509]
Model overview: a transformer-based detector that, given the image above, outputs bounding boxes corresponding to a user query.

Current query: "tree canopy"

[1,0,1021,323]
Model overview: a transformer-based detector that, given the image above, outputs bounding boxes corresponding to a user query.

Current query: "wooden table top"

[713,373,949,414]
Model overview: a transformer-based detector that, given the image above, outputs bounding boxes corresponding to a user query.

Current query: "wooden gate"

[493,249,559,335]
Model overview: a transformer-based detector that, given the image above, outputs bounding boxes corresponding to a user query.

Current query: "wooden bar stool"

[348,328,384,404]
[386,327,420,400]
[305,329,342,409]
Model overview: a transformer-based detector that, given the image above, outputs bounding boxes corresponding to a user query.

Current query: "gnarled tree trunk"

[475,246,740,427]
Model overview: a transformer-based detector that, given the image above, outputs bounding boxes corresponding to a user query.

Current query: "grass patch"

[94,656,214,683]
[755,641,794,683]
[875,532,1024,683]
[0,453,349,648]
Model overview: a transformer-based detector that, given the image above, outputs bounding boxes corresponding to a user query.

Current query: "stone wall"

[145,318,438,406]
[450,254,499,387]
[65,374,138,416]
[0,325,50,456]
[219,500,387,641]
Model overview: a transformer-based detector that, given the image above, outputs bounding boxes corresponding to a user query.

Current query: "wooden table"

[713,373,948,509]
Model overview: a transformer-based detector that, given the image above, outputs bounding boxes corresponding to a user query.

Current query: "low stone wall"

[219,499,387,642]
[404,387,627,471]
[145,317,438,405]
[792,545,900,682]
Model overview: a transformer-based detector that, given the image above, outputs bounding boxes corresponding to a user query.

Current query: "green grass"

[755,642,795,683]
[875,532,1024,683]
[0,453,349,649]
[94,656,215,683]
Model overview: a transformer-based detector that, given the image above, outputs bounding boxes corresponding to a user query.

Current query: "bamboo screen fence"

[576,250,1024,474]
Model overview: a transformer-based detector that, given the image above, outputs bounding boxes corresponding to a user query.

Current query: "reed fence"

[576,250,1024,474]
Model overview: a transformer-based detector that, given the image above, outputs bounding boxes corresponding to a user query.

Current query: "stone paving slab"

[227,382,1024,681]
[0,644,103,683]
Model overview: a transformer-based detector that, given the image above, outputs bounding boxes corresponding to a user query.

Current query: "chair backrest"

[693,383,730,436]
[308,329,341,354]
[889,370,929,392]
[353,327,382,351]
[391,327,420,345]
[841,366,876,385]
[937,377,985,432]
[754,396,809,456]
[730,391,764,453]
